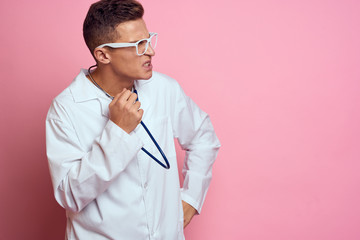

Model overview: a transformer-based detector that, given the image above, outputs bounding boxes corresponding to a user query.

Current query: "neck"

[87,65,134,97]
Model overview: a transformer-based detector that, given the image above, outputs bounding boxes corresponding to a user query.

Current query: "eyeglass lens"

[137,35,157,55]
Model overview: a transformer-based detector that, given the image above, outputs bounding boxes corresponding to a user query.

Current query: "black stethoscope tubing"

[88,65,170,169]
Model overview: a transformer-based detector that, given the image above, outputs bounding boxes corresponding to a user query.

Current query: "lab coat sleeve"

[171,82,221,214]
[46,101,143,213]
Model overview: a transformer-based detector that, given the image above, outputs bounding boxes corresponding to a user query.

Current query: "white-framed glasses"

[96,32,158,56]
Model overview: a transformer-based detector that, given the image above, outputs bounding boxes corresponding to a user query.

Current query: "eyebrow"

[128,33,151,43]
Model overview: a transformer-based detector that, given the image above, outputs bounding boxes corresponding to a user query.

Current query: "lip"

[143,60,153,71]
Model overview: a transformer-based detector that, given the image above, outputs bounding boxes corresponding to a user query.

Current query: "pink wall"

[1,0,360,239]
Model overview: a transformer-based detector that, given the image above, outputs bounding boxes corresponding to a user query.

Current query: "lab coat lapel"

[69,69,111,118]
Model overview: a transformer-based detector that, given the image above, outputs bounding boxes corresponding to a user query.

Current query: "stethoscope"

[88,65,170,169]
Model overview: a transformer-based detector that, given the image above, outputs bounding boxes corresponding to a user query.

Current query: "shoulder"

[152,71,176,82]
[53,87,74,105]
[136,71,183,98]
[46,72,83,121]
[149,71,182,91]
[136,71,178,86]
[46,87,74,122]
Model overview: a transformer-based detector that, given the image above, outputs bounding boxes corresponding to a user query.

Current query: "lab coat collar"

[69,69,154,117]
[69,69,110,117]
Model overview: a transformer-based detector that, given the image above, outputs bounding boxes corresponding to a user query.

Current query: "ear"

[93,48,111,64]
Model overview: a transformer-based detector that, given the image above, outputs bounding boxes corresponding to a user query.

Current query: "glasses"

[96,32,158,56]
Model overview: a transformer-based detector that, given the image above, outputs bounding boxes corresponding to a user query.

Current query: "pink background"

[1,0,360,239]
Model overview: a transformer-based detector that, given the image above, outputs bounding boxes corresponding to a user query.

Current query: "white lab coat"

[46,69,220,240]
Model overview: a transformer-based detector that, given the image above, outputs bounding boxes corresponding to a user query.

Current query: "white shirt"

[46,69,220,240]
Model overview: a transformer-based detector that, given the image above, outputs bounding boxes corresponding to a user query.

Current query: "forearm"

[47,120,143,212]
[180,116,221,213]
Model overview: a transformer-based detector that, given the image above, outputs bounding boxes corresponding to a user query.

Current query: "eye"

[138,40,147,46]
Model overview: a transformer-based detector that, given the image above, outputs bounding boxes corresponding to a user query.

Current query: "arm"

[46,90,143,213]
[170,82,221,220]
[182,200,198,228]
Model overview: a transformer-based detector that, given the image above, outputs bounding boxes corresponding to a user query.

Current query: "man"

[46,0,220,239]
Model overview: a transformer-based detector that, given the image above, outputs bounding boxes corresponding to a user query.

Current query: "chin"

[142,71,153,80]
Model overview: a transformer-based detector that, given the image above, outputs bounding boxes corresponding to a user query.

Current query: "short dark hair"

[83,0,144,56]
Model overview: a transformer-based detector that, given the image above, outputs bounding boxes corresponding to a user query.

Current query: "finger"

[118,89,132,103]
[183,219,189,228]
[124,93,138,110]
[133,101,141,110]
[110,88,127,106]
[119,88,128,97]
[138,108,144,118]
[127,92,138,104]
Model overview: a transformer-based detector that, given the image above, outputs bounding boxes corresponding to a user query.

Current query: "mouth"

[143,60,152,70]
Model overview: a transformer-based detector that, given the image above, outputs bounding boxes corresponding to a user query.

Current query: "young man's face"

[107,18,155,81]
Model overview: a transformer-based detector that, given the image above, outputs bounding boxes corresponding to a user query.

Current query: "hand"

[182,200,197,229]
[109,89,144,134]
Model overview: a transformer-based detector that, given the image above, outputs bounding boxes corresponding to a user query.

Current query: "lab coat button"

[144,183,148,189]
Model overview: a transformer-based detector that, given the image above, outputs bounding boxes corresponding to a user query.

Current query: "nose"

[145,44,155,56]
